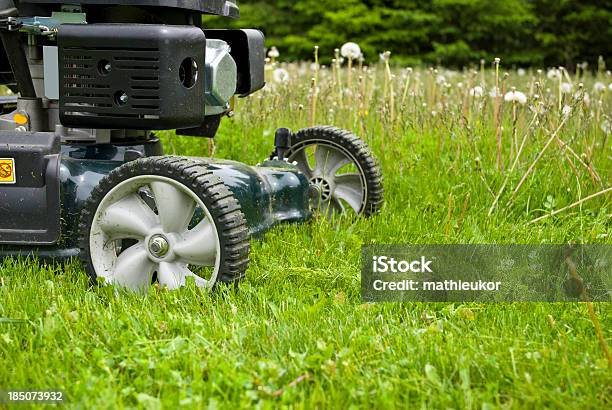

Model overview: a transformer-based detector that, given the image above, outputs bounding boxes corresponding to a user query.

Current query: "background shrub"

[205,0,612,68]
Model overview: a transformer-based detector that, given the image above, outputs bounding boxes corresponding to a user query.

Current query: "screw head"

[149,235,169,257]
[114,90,129,106]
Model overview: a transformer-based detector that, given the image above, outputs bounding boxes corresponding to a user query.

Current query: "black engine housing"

[58,23,207,129]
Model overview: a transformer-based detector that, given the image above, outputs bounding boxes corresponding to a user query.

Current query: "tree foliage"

[205,0,611,68]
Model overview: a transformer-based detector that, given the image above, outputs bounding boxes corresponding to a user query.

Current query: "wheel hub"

[148,234,170,258]
[310,177,332,201]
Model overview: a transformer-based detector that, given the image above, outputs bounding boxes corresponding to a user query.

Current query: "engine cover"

[58,24,207,130]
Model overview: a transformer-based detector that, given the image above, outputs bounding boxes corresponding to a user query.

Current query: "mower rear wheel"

[78,156,250,291]
[286,126,384,217]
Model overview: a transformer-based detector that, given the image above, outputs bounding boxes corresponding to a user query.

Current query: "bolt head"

[149,235,169,257]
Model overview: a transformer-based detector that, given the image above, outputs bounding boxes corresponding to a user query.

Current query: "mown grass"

[1,61,611,408]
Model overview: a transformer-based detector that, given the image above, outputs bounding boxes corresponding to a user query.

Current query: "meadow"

[1,50,611,408]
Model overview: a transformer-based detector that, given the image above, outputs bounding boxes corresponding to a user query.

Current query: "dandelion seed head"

[340,42,361,60]
[469,86,484,97]
[562,105,572,117]
[267,47,280,59]
[530,102,546,115]
[517,68,526,77]
[504,90,527,104]
[601,119,612,135]
[273,68,289,83]
[436,75,446,85]
[547,69,559,79]
[379,51,391,63]
[560,82,572,93]
[594,82,606,92]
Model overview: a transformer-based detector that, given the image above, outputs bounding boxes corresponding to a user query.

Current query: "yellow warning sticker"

[0,158,16,184]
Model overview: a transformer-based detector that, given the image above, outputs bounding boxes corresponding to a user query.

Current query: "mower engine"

[0,1,264,139]
[0,0,383,291]
[56,24,264,136]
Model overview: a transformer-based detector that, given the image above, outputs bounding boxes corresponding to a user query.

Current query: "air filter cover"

[58,24,206,130]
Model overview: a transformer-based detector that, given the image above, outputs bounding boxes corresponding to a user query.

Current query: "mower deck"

[0,138,311,261]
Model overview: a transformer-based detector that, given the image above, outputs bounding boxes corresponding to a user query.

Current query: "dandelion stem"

[528,187,611,224]
[401,70,412,108]
[558,69,563,111]
[309,46,319,126]
[507,114,569,206]
[488,112,539,215]
[347,56,353,107]
[563,253,612,369]
[556,137,603,187]
[493,58,502,171]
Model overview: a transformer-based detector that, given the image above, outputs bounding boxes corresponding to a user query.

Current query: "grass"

[1,59,611,408]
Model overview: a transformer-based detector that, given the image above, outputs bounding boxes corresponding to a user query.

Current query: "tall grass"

[0,53,610,408]
[257,56,611,224]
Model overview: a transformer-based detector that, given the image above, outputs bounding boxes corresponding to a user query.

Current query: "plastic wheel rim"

[289,140,368,215]
[89,175,221,291]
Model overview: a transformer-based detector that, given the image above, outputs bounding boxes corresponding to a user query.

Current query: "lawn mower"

[0,0,383,291]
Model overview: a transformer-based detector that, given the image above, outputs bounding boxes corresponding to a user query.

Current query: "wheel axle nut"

[149,235,169,257]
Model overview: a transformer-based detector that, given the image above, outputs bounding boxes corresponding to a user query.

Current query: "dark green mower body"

[0,135,311,261]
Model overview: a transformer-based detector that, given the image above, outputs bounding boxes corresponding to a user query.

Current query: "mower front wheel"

[78,156,250,291]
